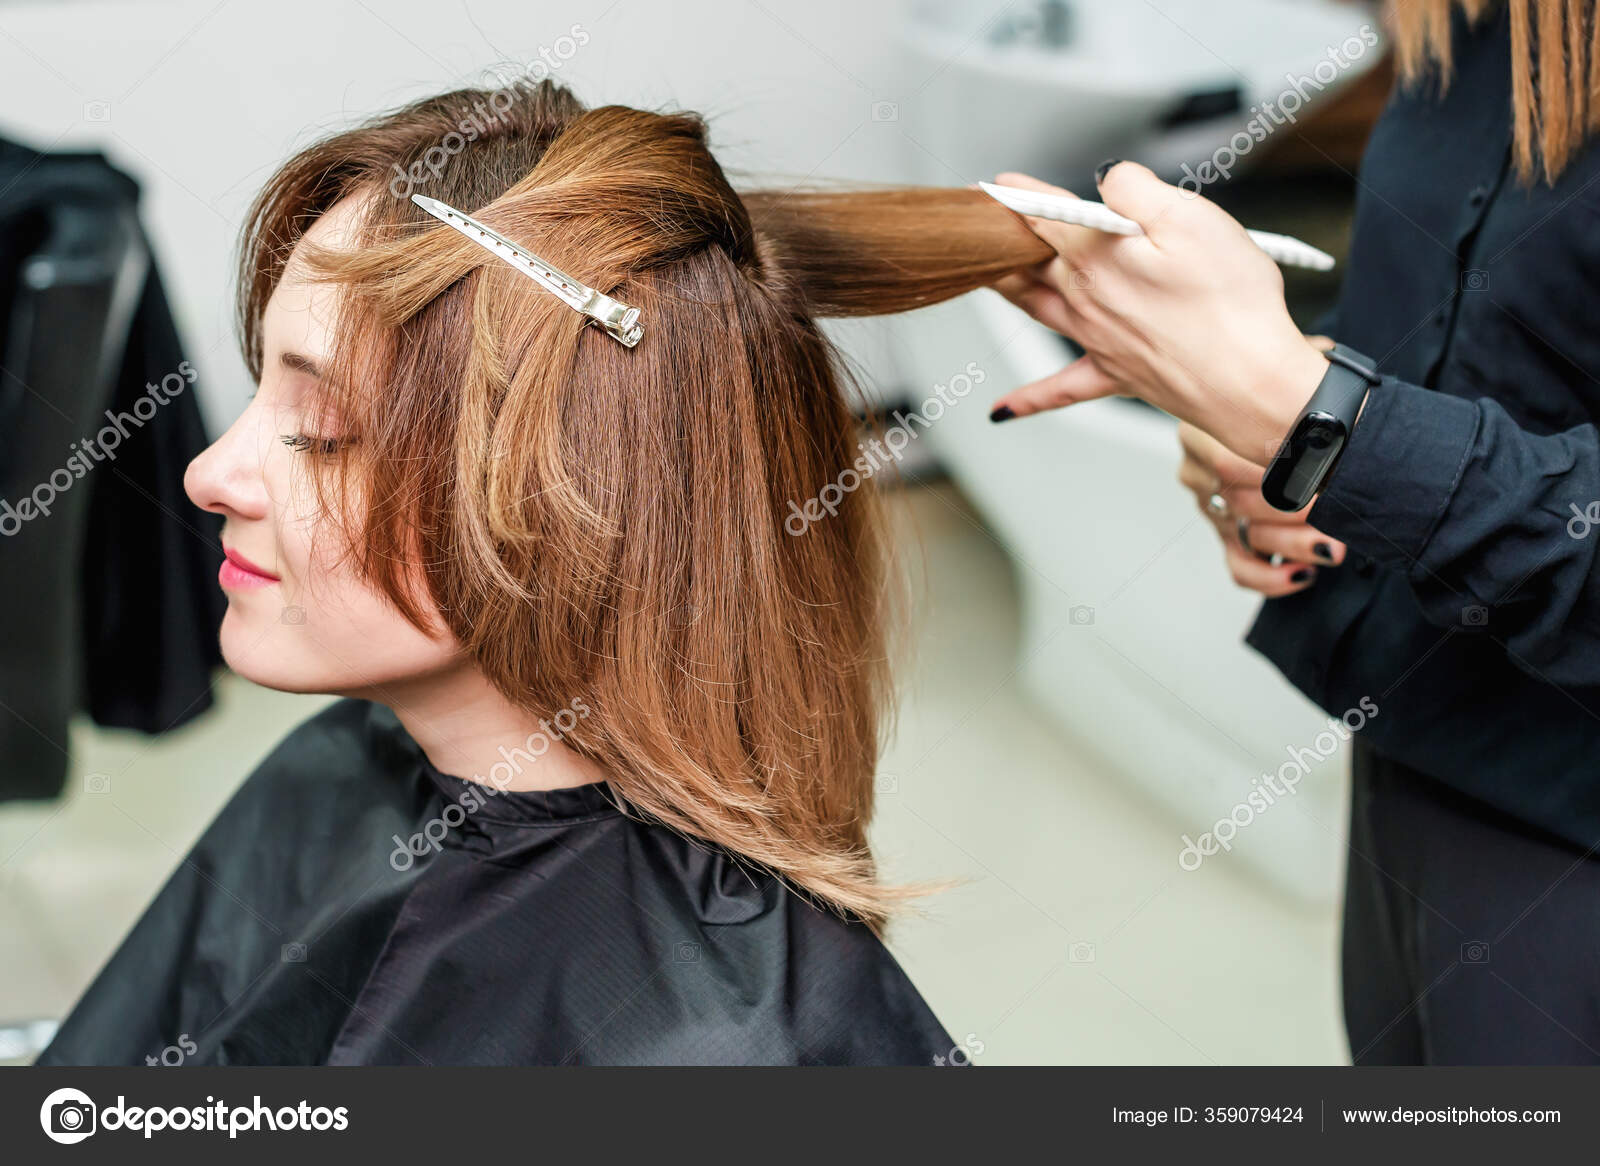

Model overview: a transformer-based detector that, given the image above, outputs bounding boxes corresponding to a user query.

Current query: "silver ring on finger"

[1206,492,1230,519]
[1237,517,1278,564]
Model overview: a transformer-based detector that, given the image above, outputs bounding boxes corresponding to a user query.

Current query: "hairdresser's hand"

[1177,420,1344,597]
[987,164,1328,467]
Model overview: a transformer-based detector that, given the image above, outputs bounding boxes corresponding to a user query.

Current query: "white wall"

[0,0,944,431]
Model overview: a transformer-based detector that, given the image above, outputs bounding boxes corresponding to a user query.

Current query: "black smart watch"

[1260,344,1381,512]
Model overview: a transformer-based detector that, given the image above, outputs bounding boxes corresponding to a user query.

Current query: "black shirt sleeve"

[1310,376,1600,687]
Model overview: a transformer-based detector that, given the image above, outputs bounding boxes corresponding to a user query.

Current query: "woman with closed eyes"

[38,77,1058,1066]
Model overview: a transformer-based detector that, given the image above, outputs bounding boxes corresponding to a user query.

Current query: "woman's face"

[184,197,464,696]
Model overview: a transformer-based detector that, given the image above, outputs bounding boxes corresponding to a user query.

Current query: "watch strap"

[1308,343,1380,420]
[1260,344,1379,511]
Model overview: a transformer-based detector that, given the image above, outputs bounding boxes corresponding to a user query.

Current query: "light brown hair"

[1388,0,1600,181]
[237,79,1050,929]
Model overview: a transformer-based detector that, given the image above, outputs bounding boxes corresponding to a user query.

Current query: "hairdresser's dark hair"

[236,78,1051,929]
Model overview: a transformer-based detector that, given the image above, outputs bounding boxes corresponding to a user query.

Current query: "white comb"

[979,181,1335,273]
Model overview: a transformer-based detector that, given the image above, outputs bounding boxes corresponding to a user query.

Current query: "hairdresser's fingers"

[1179,426,1344,564]
[1178,424,1306,520]
[988,356,1118,422]
[1176,421,1266,495]
[1239,521,1345,567]
[991,271,1038,297]
[1180,457,1299,531]
[1177,452,1220,502]
[991,271,1076,338]
[1228,486,1333,525]
[1094,161,1197,236]
[993,171,1080,202]
[991,170,1107,259]
[1177,420,1322,524]
[1223,539,1319,598]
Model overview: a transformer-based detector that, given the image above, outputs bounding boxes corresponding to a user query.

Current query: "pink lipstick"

[219,546,280,590]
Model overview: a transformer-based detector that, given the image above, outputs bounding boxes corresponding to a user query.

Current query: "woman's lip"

[220,546,280,588]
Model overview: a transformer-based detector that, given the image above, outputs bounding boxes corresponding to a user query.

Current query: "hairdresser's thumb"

[989,356,1118,423]
[1094,160,1186,233]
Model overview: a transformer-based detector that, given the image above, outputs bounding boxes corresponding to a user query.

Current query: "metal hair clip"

[410,194,644,348]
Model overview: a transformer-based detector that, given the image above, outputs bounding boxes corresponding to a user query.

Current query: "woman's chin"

[217,609,331,695]
[216,606,457,698]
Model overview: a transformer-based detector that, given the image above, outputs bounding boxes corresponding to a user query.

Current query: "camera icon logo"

[1461,605,1489,627]
[40,1087,96,1144]
[673,940,702,963]
[1460,269,1489,291]
[1068,604,1095,626]
[870,100,899,122]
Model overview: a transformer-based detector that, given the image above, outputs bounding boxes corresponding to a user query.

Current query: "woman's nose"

[184,408,269,521]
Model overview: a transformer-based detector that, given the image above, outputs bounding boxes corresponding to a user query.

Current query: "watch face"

[1263,413,1348,511]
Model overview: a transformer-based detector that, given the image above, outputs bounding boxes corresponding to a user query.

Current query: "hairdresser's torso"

[1249,1,1600,846]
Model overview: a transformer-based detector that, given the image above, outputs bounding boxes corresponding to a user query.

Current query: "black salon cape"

[38,699,953,1066]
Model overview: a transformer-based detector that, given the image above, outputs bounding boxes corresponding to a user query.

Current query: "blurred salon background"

[0,0,1388,1063]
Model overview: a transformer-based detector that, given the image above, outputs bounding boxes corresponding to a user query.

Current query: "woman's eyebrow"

[280,351,325,380]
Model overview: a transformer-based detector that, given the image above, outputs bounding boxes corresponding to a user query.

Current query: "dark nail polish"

[989,405,1016,423]
[1095,158,1123,184]
[1313,541,1335,564]
[1290,567,1315,584]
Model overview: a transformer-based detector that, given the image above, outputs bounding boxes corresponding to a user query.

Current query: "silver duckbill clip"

[411,194,644,348]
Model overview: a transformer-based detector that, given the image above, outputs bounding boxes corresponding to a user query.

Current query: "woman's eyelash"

[280,434,352,455]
